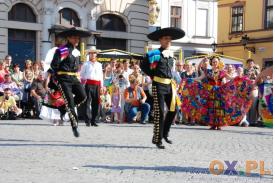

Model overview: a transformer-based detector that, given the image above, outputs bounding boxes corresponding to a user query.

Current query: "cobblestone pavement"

[0,120,272,183]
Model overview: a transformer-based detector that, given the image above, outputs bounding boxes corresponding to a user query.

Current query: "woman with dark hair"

[180,56,254,130]
[33,62,42,80]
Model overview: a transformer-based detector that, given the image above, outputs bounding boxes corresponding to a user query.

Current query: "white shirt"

[123,68,133,87]
[80,61,103,87]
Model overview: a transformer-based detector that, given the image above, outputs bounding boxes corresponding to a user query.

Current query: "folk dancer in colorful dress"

[179,56,254,130]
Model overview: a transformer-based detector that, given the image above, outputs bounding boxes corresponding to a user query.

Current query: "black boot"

[59,106,66,121]
[156,142,165,149]
[164,137,173,144]
[72,127,80,137]
[85,121,90,127]
[91,121,98,127]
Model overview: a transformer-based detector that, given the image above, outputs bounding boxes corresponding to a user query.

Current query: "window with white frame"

[196,8,208,37]
[231,6,244,32]
[170,6,182,28]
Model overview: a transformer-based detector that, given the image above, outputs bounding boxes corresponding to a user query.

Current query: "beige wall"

[217,0,273,67]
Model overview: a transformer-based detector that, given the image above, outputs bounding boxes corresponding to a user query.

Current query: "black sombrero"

[147,27,185,41]
[57,27,92,38]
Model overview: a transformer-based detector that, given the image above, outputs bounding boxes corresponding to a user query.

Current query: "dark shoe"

[85,122,90,127]
[217,127,222,130]
[156,143,165,149]
[72,127,80,137]
[59,107,66,121]
[164,137,173,144]
[91,122,98,127]
[209,126,216,130]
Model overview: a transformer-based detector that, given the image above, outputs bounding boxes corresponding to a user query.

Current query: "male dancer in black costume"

[50,27,91,137]
[140,27,185,149]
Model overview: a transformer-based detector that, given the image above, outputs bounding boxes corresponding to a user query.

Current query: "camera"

[119,75,123,79]
[5,96,9,100]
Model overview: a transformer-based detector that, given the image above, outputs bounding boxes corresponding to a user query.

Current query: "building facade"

[217,0,273,68]
[148,0,218,61]
[0,0,148,66]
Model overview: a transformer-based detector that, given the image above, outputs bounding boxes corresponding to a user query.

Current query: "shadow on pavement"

[0,122,52,126]
[0,142,153,149]
[0,138,69,143]
[109,124,152,128]
[0,138,32,142]
[83,164,272,178]
[171,126,273,136]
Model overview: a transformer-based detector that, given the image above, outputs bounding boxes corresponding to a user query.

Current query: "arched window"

[8,3,36,22]
[59,8,80,27]
[97,14,126,31]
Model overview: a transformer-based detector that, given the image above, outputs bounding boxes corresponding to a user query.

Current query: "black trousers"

[144,90,154,121]
[152,82,177,144]
[56,75,86,128]
[84,84,100,124]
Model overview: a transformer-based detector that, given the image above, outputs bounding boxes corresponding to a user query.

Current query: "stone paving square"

[0,120,272,183]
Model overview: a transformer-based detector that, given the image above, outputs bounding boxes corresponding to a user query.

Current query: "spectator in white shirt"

[122,60,133,85]
[80,48,103,127]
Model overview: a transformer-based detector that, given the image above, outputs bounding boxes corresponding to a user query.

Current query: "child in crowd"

[98,87,111,123]
[111,85,121,123]
[23,60,34,82]
[22,69,34,103]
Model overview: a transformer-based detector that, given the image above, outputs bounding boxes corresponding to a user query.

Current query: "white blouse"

[80,61,103,87]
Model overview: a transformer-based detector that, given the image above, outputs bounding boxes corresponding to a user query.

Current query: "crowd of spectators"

[0,55,271,128]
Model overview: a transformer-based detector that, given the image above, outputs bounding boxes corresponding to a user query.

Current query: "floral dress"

[258,80,273,127]
[179,69,253,127]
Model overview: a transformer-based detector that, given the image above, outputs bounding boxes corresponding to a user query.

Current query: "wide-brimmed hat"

[147,27,185,41]
[86,48,101,54]
[57,27,92,38]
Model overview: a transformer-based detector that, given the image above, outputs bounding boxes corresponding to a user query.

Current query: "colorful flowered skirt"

[258,82,273,127]
[179,77,253,127]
